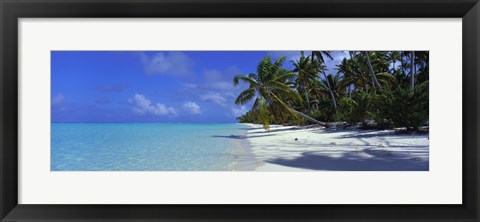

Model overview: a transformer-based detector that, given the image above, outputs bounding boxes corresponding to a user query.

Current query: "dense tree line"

[233,51,429,130]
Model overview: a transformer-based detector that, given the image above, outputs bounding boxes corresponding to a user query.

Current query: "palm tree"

[343,91,372,125]
[320,73,343,108]
[339,54,396,93]
[233,56,325,129]
[291,53,321,110]
[364,51,383,92]
[311,51,337,111]
[336,57,356,97]
[348,51,356,60]
[410,51,415,93]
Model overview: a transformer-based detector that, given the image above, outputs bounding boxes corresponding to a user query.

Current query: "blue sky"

[51,51,349,123]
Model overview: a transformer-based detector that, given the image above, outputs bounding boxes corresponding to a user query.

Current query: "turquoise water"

[51,123,251,171]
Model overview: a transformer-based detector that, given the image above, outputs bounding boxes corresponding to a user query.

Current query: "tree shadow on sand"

[211,134,275,139]
[312,129,428,140]
[247,127,305,135]
[237,127,264,131]
[265,149,429,171]
[212,128,301,139]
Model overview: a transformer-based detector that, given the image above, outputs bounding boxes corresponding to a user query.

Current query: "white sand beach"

[243,124,429,171]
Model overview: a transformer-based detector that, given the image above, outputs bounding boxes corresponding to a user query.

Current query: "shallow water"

[51,123,251,171]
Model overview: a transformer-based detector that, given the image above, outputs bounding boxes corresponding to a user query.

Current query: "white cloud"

[202,67,239,90]
[231,105,249,117]
[52,93,66,111]
[208,81,231,90]
[52,93,64,106]
[128,94,176,116]
[203,69,222,79]
[183,101,202,115]
[200,92,227,106]
[182,83,198,89]
[140,52,193,76]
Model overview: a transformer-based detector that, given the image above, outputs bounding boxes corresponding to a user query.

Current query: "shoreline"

[229,124,258,171]
[239,124,429,171]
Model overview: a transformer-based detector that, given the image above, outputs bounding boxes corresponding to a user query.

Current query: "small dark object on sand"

[295,138,298,141]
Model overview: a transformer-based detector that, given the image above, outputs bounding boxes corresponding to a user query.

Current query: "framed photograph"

[1,0,479,221]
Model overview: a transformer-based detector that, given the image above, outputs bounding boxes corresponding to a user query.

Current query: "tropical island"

[51,50,428,171]
[232,51,429,171]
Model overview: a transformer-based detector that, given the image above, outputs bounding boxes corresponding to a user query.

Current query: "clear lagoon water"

[51,123,252,171]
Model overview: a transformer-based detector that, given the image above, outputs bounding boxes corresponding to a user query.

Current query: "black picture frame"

[1,0,479,221]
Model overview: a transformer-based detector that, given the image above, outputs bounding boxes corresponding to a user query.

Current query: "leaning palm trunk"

[303,86,311,110]
[410,51,415,94]
[322,72,337,111]
[364,51,383,92]
[292,109,326,126]
[347,51,356,98]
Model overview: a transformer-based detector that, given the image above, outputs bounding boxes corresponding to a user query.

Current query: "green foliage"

[236,110,258,123]
[339,92,372,124]
[233,55,324,129]
[376,82,429,129]
[235,51,429,130]
[236,109,275,127]
[305,109,328,123]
